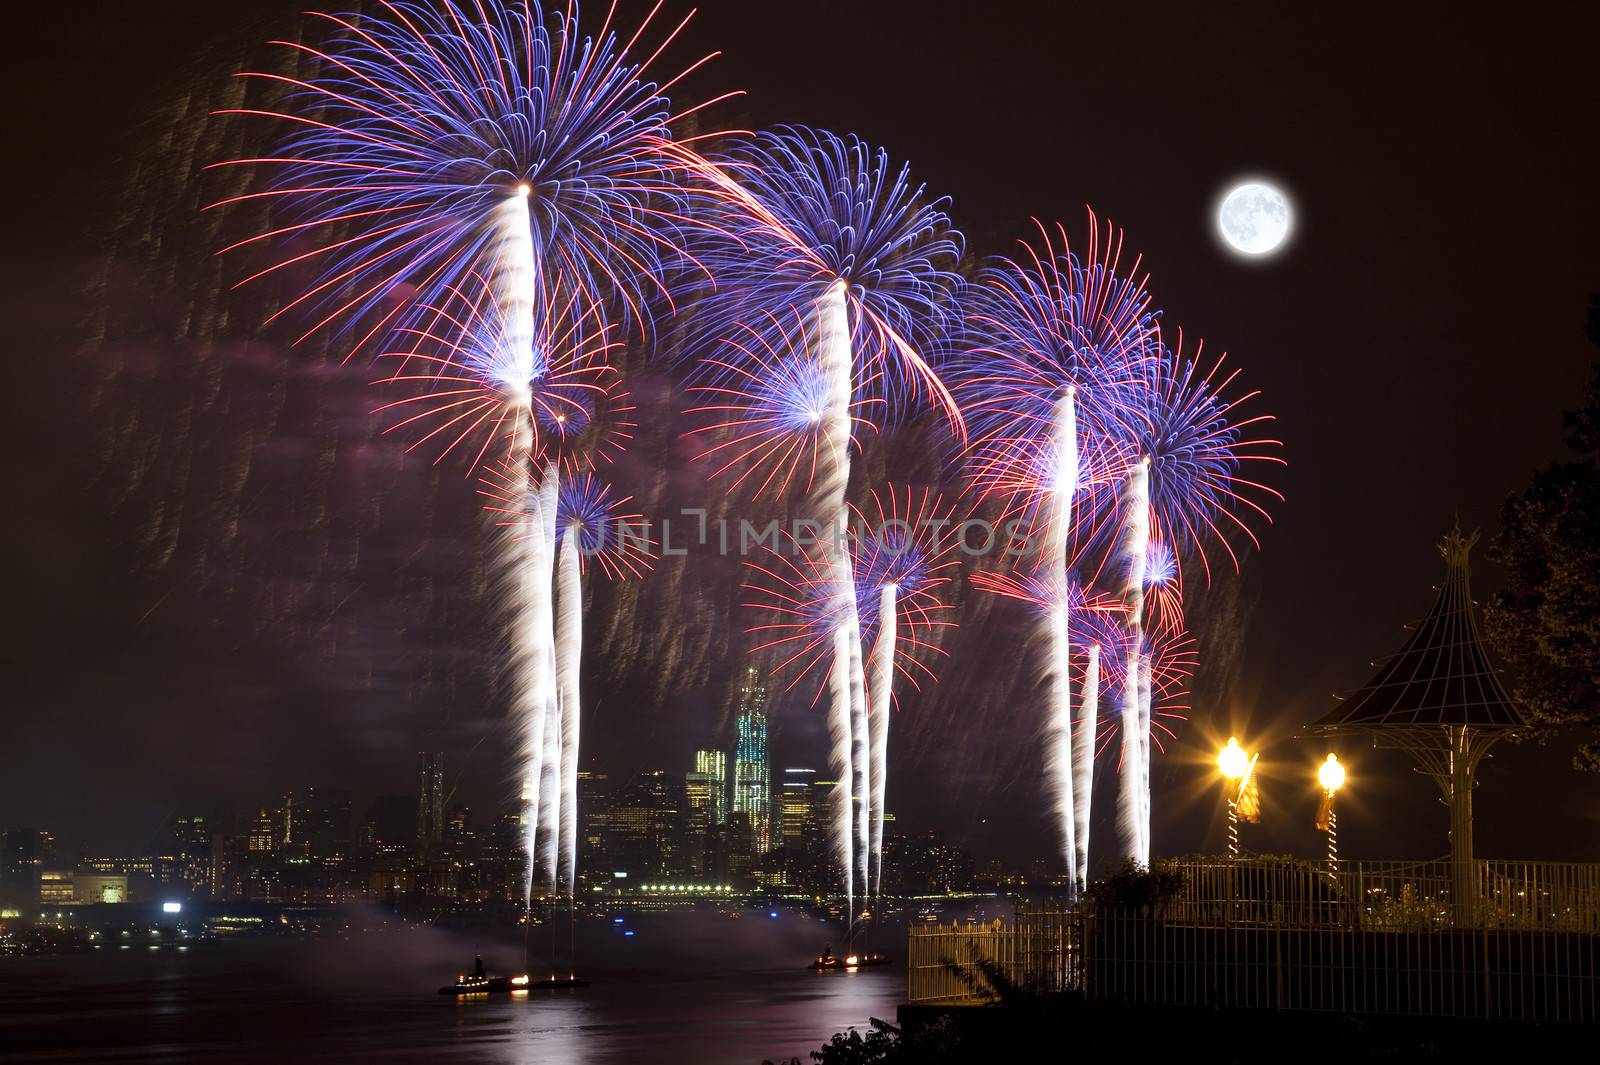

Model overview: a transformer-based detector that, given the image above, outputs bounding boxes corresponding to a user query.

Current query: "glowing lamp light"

[1319,753,1346,794]
[516,182,531,197]
[1218,737,1249,781]
[161,902,182,914]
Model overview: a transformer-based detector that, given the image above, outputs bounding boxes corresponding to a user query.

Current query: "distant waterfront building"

[682,772,716,877]
[308,787,352,859]
[364,794,417,855]
[280,791,310,857]
[73,874,129,904]
[577,770,610,889]
[724,812,755,886]
[779,768,817,848]
[731,667,772,854]
[899,829,975,896]
[608,772,681,881]
[691,749,728,824]
[247,808,278,853]
[39,869,74,904]
[171,815,211,895]
[2,830,52,905]
[444,806,472,855]
[417,752,444,854]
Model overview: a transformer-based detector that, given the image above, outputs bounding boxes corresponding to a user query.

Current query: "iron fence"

[904,858,1600,1022]
[1166,858,1600,933]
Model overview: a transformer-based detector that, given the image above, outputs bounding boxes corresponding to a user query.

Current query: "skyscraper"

[731,666,772,854]
[780,768,817,847]
[691,749,728,825]
[309,788,352,859]
[780,768,820,891]
[607,771,680,880]
[417,752,444,854]
[577,770,609,889]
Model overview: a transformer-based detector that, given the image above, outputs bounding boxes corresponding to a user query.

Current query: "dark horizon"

[4,0,1598,867]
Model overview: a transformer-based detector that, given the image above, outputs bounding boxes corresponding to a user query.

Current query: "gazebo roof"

[1306,528,1526,735]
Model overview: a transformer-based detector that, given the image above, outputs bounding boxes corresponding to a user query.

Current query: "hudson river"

[0,911,911,1064]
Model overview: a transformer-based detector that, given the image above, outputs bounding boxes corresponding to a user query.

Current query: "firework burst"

[1130,330,1285,583]
[955,214,1161,569]
[211,0,737,355]
[687,125,967,436]
[743,488,960,701]
[682,306,878,500]
[372,266,633,471]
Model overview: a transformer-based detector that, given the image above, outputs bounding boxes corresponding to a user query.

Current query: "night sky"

[5,1,1597,866]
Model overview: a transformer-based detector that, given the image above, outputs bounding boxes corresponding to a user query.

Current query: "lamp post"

[1317,753,1345,876]
[1217,737,1251,858]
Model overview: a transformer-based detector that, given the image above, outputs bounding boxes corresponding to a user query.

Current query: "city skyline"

[4,0,1598,877]
[1,1,1597,1060]
[1,700,993,912]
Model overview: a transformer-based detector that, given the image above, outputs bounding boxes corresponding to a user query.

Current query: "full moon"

[1216,181,1293,257]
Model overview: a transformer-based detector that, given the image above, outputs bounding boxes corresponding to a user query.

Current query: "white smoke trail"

[1073,644,1100,886]
[867,584,896,899]
[813,280,861,929]
[1137,650,1153,865]
[496,191,538,389]
[828,623,855,917]
[1118,647,1142,865]
[1046,594,1076,893]
[1118,458,1151,866]
[846,567,871,912]
[496,191,553,907]
[1046,390,1078,892]
[555,527,583,898]
[513,461,554,904]
[536,469,561,893]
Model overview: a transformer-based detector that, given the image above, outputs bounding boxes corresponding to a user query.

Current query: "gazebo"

[1304,527,1526,918]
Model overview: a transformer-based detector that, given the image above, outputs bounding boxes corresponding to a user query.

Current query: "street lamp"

[1217,737,1254,858]
[1317,753,1345,874]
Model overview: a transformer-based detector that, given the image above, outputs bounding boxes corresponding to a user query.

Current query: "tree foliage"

[1083,858,1186,914]
[1486,295,1600,770]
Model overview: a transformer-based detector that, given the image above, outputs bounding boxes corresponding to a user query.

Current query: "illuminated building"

[642,771,682,877]
[605,772,683,881]
[247,808,278,853]
[724,812,754,885]
[577,770,610,889]
[171,815,212,895]
[444,806,472,855]
[73,874,129,904]
[780,768,823,891]
[2,830,52,905]
[691,749,728,824]
[780,768,817,846]
[731,666,772,854]
[682,773,715,876]
[417,752,445,854]
[39,869,74,904]
[281,792,310,858]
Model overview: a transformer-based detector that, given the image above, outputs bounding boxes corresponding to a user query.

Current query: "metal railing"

[906,919,1018,1005]
[1166,858,1600,933]
[905,858,1600,1021]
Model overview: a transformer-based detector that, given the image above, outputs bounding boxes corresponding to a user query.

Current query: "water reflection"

[0,909,928,1065]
